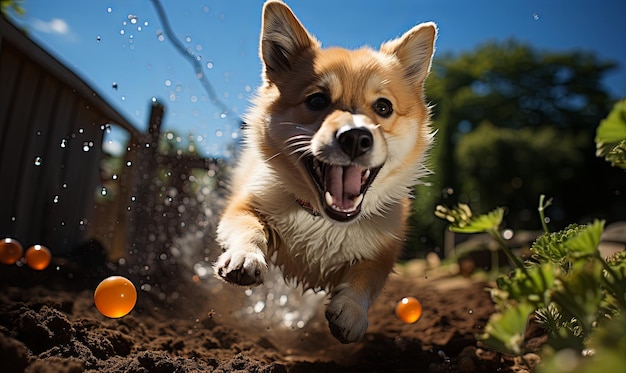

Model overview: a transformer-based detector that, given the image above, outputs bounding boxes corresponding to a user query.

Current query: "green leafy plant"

[596,98,626,169]
[435,197,626,371]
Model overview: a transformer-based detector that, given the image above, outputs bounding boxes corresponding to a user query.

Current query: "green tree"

[407,40,623,255]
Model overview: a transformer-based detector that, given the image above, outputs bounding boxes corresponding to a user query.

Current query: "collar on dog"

[296,198,320,217]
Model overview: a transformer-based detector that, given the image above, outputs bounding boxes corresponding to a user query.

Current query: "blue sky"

[7,0,626,157]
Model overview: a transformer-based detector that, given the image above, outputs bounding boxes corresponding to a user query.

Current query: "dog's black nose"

[338,128,373,160]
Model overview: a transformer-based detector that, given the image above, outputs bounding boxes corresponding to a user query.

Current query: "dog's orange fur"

[214,0,436,343]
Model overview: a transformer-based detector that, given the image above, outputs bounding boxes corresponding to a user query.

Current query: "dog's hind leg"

[325,250,397,343]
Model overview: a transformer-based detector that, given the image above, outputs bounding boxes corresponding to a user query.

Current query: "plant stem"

[489,228,525,270]
[538,194,553,234]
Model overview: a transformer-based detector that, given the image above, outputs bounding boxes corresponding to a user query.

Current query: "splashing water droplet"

[97,35,101,42]
[53,195,59,203]
[220,112,227,119]
[60,138,67,148]
[533,13,540,21]
[34,157,43,166]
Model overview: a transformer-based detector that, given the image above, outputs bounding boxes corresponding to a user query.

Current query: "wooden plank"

[0,57,40,237]
[0,44,22,140]
[15,74,62,246]
[43,91,80,251]
[55,103,105,253]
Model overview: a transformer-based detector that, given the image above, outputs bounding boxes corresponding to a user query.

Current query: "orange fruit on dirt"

[395,296,423,324]
[0,238,23,265]
[94,276,137,318]
[25,245,52,270]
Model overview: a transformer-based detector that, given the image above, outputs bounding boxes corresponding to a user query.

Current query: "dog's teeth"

[353,194,364,207]
[325,191,334,206]
[362,169,371,184]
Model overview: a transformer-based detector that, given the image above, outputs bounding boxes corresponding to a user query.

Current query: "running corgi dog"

[214,0,436,343]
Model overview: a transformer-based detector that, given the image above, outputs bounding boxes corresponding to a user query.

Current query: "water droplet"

[157,31,165,42]
[96,35,101,42]
[185,36,192,43]
[101,187,107,196]
[53,195,59,203]
[206,61,214,69]
[121,95,126,101]
[128,14,138,24]
[165,79,172,87]
[533,13,540,21]
[34,156,43,166]
[107,7,112,13]
[112,81,118,90]
[119,29,125,35]
[60,138,67,148]
[126,161,132,167]
[82,142,91,152]
[220,112,227,119]
[144,21,149,27]
[112,174,118,180]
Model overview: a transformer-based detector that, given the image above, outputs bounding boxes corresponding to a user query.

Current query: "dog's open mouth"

[304,156,381,222]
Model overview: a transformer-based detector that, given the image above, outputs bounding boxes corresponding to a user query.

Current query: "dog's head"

[248,0,437,223]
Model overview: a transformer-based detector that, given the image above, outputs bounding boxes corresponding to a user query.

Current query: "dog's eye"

[305,93,330,111]
[373,98,393,118]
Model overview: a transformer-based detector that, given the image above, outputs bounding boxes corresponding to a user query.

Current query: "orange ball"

[25,245,51,270]
[94,276,137,318]
[0,238,23,265]
[396,296,423,324]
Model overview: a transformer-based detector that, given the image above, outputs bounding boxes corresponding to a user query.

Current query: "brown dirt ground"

[0,256,543,373]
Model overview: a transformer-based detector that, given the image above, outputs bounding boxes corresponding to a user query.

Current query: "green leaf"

[596,99,626,169]
[478,302,535,355]
[496,262,559,306]
[564,220,605,258]
[596,99,626,145]
[449,207,504,233]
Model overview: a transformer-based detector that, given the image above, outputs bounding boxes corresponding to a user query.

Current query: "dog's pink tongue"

[325,165,362,209]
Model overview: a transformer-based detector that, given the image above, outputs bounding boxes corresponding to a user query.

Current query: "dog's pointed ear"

[260,1,319,79]
[381,22,437,86]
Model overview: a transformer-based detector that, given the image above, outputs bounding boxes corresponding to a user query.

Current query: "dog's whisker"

[278,121,316,134]
[284,135,312,145]
[289,146,311,157]
[265,152,281,162]
[284,141,312,151]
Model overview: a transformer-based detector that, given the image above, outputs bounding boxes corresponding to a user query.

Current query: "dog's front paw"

[325,287,369,344]
[214,248,267,286]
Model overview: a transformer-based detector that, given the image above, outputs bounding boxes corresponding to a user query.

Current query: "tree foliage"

[408,40,624,254]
